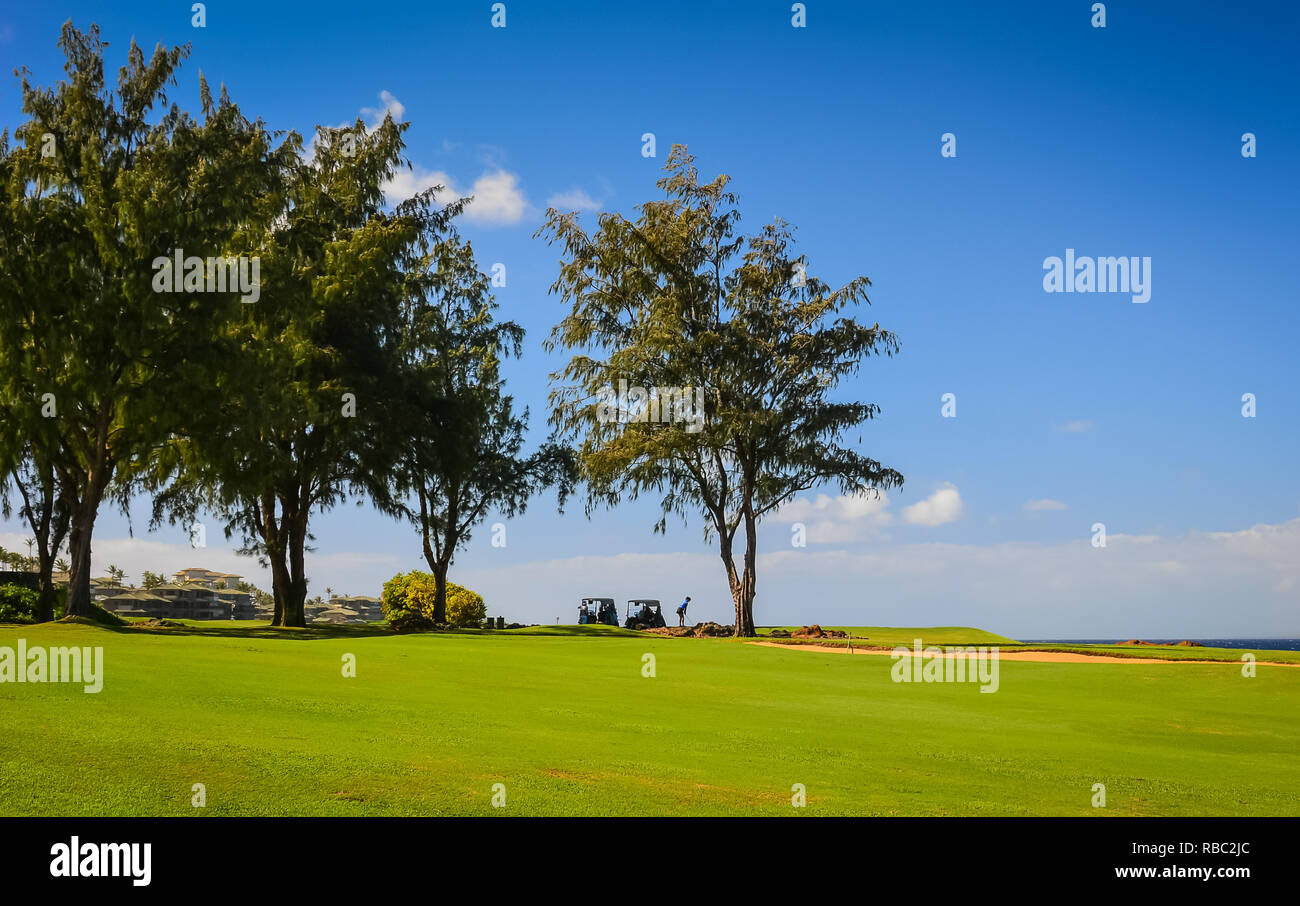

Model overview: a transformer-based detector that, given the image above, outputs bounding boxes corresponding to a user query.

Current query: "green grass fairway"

[757,625,1020,646]
[753,626,1300,664]
[2,621,1297,816]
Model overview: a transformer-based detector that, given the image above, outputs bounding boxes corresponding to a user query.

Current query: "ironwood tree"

[0,23,286,618]
[384,196,575,624]
[537,146,902,636]
[153,117,420,628]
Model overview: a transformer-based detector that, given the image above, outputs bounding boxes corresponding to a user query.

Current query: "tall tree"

[0,442,70,621]
[383,197,576,624]
[537,147,902,635]
[0,108,71,621]
[154,118,418,627]
[0,23,286,618]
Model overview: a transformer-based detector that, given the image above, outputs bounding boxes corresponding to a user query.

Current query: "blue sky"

[2,1,1298,635]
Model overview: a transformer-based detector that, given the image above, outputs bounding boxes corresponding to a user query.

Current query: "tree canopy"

[537,146,902,635]
[0,22,288,618]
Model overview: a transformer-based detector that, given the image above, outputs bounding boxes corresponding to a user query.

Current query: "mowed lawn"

[754,626,1300,663]
[1,621,1297,816]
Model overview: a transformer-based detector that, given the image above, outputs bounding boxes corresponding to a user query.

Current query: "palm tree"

[55,557,70,573]
[107,564,125,587]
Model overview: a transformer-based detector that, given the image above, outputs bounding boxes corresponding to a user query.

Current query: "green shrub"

[445,584,486,628]
[386,609,436,633]
[0,584,38,623]
[381,571,487,629]
[0,584,122,626]
[381,571,436,623]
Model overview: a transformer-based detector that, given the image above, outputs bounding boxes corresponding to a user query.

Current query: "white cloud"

[772,491,893,543]
[1056,420,1094,433]
[546,188,603,212]
[456,551,731,625]
[384,164,449,203]
[1024,498,1068,512]
[776,491,892,524]
[317,92,528,226]
[0,531,396,600]
[13,511,1300,636]
[383,166,527,225]
[451,515,1300,636]
[308,90,408,163]
[773,485,965,540]
[462,170,527,224]
[360,89,405,127]
[901,483,964,526]
[0,531,266,589]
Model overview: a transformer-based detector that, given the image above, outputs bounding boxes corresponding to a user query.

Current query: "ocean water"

[1019,638,1300,653]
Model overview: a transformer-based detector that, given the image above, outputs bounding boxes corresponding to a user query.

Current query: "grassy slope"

[757,626,1020,646]
[753,626,1300,664]
[1,621,1297,816]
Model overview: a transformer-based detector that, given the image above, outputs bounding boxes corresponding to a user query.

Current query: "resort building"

[173,567,244,589]
[331,595,384,622]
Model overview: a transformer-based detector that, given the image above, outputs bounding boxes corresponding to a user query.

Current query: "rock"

[689,622,733,638]
[137,617,185,628]
[768,629,791,638]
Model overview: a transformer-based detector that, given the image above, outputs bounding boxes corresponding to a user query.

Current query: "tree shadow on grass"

[32,618,646,642]
[48,617,395,641]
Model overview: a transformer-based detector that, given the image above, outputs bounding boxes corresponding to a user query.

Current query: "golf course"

[2,619,1297,817]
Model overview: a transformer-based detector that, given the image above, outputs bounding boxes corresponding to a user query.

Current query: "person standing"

[677,596,691,626]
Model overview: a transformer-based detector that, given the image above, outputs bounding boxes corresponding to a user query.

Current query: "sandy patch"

[747,641,1297,666]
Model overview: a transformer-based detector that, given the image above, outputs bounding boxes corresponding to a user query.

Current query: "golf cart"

[577,597,619,627]
[624,599,666,630]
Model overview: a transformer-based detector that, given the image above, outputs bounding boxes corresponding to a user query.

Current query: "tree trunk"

[418,484,455,625]
[65,407,113,619]
[720,511,758,637]
[259,490,299,627]
[278,510,309,628]
[31,508,59,623]
[432,556,450,625]
[268,547,291,627]
[36,559,57,623]
[719,533,745,635]
[736,511,758,637]
[12,468,64,622]
[65,506,96,618]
